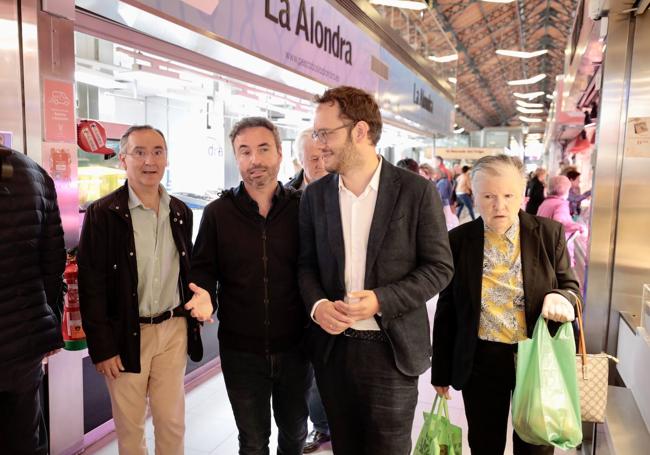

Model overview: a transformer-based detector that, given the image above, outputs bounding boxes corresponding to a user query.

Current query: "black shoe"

[303,430,331,453]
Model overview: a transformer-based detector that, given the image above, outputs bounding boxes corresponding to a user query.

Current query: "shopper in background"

[564,170,591,218]
[78,126,203,455]
[536,175,586,266]
[287,128,328,191]
[0,146,65,455]
[187,117,310,455]
[286,128,332,453]
[435,155,453,181]
[525,167,547,215]
[424,163,459,230]
[418,161,433,180]
[452,163,463,179]
[299,86,453,455]
[455,165,475,220]
[432,154,580,455]
[396,157,420,174]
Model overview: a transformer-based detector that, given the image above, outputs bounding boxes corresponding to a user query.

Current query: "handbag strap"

[572,290,588,368]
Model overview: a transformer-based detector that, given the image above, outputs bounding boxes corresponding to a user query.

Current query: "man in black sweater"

[186,117,309,455]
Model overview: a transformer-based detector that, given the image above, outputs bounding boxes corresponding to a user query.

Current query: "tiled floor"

[83,297,582,454]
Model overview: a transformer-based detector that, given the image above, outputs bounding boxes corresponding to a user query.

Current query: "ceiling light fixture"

[514,91,545,100]
[517,106,544,114]
[369,0,428,10]
[507,73,547,86]
[516,100,544,108]
[496,49,548,58]
[519,116,543,123]
[428,54,458,63]
[454,127,465,134]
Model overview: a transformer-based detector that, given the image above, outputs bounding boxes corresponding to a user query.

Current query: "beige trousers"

[106,316,188,455]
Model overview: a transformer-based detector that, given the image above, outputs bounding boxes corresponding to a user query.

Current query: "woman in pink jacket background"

[536,175,586,266]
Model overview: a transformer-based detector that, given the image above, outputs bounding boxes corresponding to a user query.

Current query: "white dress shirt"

[339,156,382,330]
[311,157,383,330]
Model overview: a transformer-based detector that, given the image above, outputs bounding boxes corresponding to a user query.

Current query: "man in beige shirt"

[79,125,203,455]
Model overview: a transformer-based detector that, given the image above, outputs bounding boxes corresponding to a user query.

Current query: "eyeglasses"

[123,149,166,160]
[311,122,355,144]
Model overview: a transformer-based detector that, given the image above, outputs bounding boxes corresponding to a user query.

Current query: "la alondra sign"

[265,0,353,66]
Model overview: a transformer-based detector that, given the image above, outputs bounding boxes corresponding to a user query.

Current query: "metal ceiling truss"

[430,3,509,124]
[416,0,578,129]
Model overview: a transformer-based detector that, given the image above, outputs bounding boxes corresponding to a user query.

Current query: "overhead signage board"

[130,0,381,93]
[435,147,504,160]
[377,47,453,135]
[86,0,454,135]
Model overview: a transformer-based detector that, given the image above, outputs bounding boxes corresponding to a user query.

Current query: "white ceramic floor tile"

[184,414,238,453]
[81,324,580,455]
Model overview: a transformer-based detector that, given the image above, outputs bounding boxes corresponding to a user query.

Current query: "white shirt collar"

[338,155,382,196]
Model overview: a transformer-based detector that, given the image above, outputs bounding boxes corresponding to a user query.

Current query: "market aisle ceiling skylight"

[507,73,547,86]
[516,106,544,114]
[428,54,458,63]
[496,49,549,58]
[513,91,546,100]
[516,100,544,108]
[519,116,543,123]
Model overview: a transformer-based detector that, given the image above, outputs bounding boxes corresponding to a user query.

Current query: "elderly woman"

[536,175,586,266]
[431,155,581,455]
[536,176,585,235]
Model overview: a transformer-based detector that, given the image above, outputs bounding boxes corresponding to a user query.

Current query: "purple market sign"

[131,0,381,93]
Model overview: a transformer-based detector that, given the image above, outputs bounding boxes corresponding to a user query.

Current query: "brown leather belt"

[138,306,183,324]
[343,328,388,343]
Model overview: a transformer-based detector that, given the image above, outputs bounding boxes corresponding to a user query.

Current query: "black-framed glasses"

[311,122,355,144]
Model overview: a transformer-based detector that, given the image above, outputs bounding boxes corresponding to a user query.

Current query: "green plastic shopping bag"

[512,316,582,449]
[413,395,462,455]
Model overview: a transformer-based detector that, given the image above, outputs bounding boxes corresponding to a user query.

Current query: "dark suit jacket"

[298,158,454,377]
[431,211,581,390]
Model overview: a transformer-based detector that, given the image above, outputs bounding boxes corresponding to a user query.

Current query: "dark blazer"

[78,182,202,373]
[298,158,454,377]
[431,211,581,390]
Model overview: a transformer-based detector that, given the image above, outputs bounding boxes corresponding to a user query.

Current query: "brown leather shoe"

[303,430,331,453]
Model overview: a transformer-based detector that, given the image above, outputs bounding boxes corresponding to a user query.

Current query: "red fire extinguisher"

[62,248,87,350]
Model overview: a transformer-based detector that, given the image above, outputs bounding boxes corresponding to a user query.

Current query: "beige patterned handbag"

[574,294,617,423]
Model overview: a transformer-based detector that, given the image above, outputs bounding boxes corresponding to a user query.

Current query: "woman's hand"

[541,293,575,322]
[433,385,451,400]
